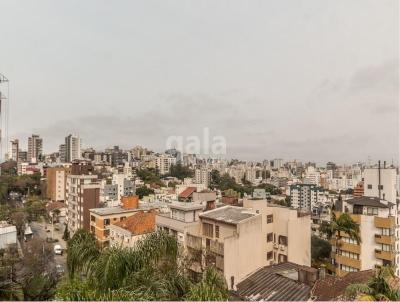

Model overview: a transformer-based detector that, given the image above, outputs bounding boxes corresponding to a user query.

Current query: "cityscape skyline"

[0,0,397,163]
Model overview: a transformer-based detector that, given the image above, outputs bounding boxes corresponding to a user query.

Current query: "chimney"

[298,267,318,286]
[121,195,139,209]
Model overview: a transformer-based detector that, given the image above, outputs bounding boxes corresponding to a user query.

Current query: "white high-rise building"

[195,167,211,188]
[155,154,176,175]
[8,139,19,162]
[27,134,43,163]
[65,134,81,162]
[363,163,397,204]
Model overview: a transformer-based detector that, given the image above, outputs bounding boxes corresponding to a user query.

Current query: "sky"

[0,0,398,164]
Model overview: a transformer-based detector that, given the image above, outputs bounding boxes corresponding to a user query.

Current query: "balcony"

[335,254,361,270]
[186,234,202,250]
[374,216,395,229]
[374,234,395,245]
[339,242,361,254]
[209,240,224,255]
[375,250,395,262]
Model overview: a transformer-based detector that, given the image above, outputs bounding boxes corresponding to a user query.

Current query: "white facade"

[65,134,81,162]
[0,222,17,249]
[364,167,397,203]
[155,154,176,175]
[194,167,211,188]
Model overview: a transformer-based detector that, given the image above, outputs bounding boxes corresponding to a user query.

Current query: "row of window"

[266,233,288,245]
[338,250,359,260]
[203,223,220,238]
[340,264,359,273]
[267,251,287,263]
[341,237,358,245]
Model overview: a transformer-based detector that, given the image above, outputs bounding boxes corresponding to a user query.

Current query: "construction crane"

[0,74,9,163]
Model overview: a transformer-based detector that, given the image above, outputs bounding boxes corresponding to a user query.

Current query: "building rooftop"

[178,187,197,199]
[112,211,155,235]
[90,203,159,216]
[199,205,258,224]
[235,262,312,301]
[169,201,204,211]
[346,196,394,208]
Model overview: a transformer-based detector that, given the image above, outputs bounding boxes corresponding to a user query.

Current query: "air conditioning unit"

[279,245,285,251]
[273,243,278,249]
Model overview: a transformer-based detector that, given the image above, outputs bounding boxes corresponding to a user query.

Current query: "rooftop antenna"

[0,74,9,163]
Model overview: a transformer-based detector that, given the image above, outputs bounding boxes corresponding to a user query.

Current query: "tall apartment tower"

[66,160,100,235]
[363,161,397,204]
[8,139,19,162]
[195,167,211,188]
[65,134,81,163]
[27,134,43,163]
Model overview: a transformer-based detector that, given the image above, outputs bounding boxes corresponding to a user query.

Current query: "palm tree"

[345,266,400,301]
[320,210,361,276]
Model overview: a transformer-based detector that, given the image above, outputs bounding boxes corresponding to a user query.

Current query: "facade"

[155,154,176,175]
[65,134,81,162]
[331,196,399,277]
[46,166,71,202]
[156,201,204,244]
[109,210,156,248]
[194,167,211,188]
[363,165,397,203]
[66,161,100,235]
[0,221,17,249]
[59,144,66,162]
[243,198,311,267]
[290,184,325,211]
[186,206,264,289]
[27,134,43,163]
[8,139,19,162]
[353,182,364,197]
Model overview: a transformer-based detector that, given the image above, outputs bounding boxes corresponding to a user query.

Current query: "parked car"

[54,244,63,255]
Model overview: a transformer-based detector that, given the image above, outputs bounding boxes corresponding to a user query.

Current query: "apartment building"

[8,139,18,162]
[46,166,71,202]
[156,201,204,244]
[90,196,157,247]
[363,163,397,204]
[194,167,211,188]
[66,161,100,235]
[65,134,81,162]
[290,184,326,211]
[109,210,155,248]
[186,206,264,289]
[155,154,176,175]
[243,198,311,267]
[331,196,399,277]
[27,134,43,163]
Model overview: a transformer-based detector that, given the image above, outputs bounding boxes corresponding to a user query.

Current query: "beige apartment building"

[46,166,71,202]
[186,206,264,289]
[242,198,311,267]
[331,196,399,277]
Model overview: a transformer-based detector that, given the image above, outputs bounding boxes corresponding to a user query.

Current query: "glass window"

[267,215,273,224]
[267,233,273,242]
[215,225,220,238]
[203,223,213,237]
[267,251,273,260]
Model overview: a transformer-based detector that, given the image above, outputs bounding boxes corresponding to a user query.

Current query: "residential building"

[156,201,204,244]
[59,144,66,162]
[66,161,100,235]
[331,196,399,277]
[109,210,156,248]
[0,221,17,249]
[8,139,18,162]
[194,167,211,188]
[90,196,155,247]
[353,181,364,197]
[186,206,264,288]
[46,166,71,202]
[155,154,176,175]
[363,163,397,203]
[243,198,311,267]
[65,134,81,162]
[290,184,325,211]
[27,134,43,163]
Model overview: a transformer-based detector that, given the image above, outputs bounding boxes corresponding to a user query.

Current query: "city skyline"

[0,0,398,163]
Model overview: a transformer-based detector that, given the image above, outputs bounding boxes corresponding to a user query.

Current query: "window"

[339,250,359,260]
[90,215,95,222]
[104,219,110,226]
[367,207,378,216]
[203,223,213,237]
[367,184,372,189]
[381,244,391,252]
[278,235,288,246]
[267,233,273,242]
[382,228,393,236]
[215,225,220,238]
[267,251,273,260]
[378,185,383,190]
[342,237,357,244]
[267,215,273,224]
[340,264,359,272]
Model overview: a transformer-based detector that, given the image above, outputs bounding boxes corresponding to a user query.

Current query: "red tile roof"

[113,211,155,236]
[178,187,196,199]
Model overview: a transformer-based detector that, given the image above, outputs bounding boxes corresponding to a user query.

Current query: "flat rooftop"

[169,201,205,211]
[200,205,258,224]
[90,203,159,216]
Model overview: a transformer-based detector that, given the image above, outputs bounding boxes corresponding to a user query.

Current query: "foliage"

[186,267,229,301]
[60,229,228,301]
[136,186,155,199]
[137,168,163,186]
[345,266,400,301]
[168,164,194,180]
[24,196,47,221]
[257,183,282,195]
[10,211,26,239]
[311,235,331,264]
[320,212,361,244]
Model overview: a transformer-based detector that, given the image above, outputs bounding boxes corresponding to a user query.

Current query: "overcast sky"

[0,0,398,164]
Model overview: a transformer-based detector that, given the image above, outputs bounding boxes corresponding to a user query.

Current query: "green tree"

[320,211,360,276]
[311,235,331,265]
[136,168,163,186]
[345,267,400,301]
[168,164,194,180]
[186,267,228,301]
[136,186,155,199]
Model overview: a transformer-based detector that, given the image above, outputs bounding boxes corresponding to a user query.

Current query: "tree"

[186,267,229,301]
[345,267,400,301]
[62,225,70,241]
[136,168,163,186]
[320,211,360,276]
[58,229,229,301]
[136,186,155,199]
[10,211,26,239]
[168,164,194,180]
[311,235,331,265]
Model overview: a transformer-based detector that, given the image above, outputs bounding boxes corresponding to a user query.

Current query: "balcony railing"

[186,234,202,250]
[208,240,224,255]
